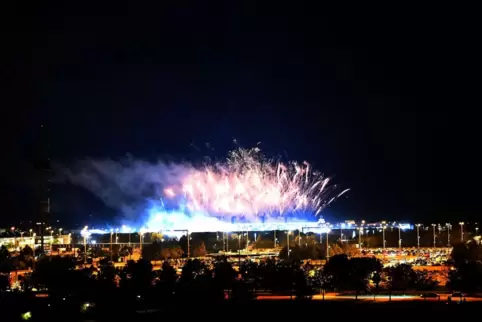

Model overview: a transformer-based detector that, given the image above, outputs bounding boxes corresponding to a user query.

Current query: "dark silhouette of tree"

[21,245,34,257]
[349,257,382,298]
[372,271,382,296]
[158,261,178,285]
[121,259,153,293]
[310,267,331,299]
[448,240,482,293]
[98,262,117,284]
[151,261,178,305]
[0,274,9,291]
[323,254,382,297]
[31,256,93,300]
[213,259,237,291]
[0,246,10,264]
[414,269,439,290]
[387,264,416,290]
[323,254,350,290]
[192,241,207,257]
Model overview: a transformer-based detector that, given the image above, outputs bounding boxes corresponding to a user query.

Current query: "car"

[420,292,439,298]
[451,292,467,297]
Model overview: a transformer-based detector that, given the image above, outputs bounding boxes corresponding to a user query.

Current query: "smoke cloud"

[57,157,193,222]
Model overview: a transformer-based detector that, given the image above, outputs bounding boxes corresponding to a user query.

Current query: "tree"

[313,268,332,299]
[0,274,9,291]
[449,240,482,293]
[323,254,350,290]
[0,246,12,273]
[213,259,237,290]
[121,259,153,293]
[21,245,34,257]
[192,241,207,257]
[150,232,163,242]
[0,245,10,260]
[348,257,382,298]
[387,264,416,290]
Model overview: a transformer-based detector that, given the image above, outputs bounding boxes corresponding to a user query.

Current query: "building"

[33,124,51,253]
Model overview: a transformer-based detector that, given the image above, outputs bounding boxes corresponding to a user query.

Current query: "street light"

[358,227,363,249]
[326,229,329,260]
[139,232,144,256]
[446,223,451,246]
[416,224,421,249]
[287,230,291,258]
[382,221,386,250]
[82,226,88,264]
[110,230,114,262]
[398,224,402,249]
[459,222,464,242]
[432,224,436,248]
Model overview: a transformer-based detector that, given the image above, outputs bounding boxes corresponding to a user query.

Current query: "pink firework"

[163,147,349,219]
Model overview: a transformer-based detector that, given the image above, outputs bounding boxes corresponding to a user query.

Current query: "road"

[256,293,482,302]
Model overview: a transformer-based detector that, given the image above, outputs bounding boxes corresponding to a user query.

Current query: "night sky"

[2,3,480,226]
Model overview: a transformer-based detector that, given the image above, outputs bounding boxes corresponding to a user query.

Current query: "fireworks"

[64,146,348,232]
[161,147,348,220]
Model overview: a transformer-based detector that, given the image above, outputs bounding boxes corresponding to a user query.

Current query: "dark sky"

[1,3,480,226]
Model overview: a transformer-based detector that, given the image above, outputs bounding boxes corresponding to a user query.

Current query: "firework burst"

[163,147,349,219]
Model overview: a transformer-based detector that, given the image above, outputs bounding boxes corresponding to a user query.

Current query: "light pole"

[187,230,190,258]
[459,222,464,242]
[139,232,144,255]
[432,224,436,248]
[298,229,301,247]
[340,227,343,243]
[326,230,329,260]
[29,229,33,237]
[273,230,276,248]
[110,231,113,262]
[82,226,88,264]
[382,221,386,249]
[358,227,362,249]
[446,223,451,246]
[416,224,421,249]
[238,233,241,266]
[287,231,290,258]
[398,225,402,249]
